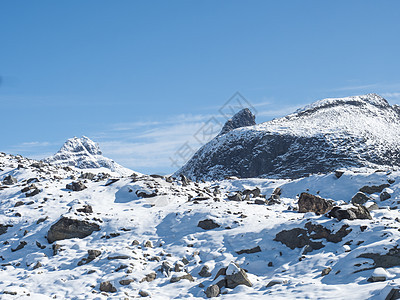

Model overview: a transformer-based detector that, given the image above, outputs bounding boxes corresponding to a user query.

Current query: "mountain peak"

[219,108,256,136]
[60,136,102,156]
[294,93,390,116]
[43,136,133,176]
[175,93,400,180]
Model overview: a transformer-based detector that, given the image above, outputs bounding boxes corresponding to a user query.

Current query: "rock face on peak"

[219,108,256,136]
[43,136,133,176]
[175,94,400,180]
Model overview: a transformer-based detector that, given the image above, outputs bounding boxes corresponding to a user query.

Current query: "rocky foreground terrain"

[2,150,400,299]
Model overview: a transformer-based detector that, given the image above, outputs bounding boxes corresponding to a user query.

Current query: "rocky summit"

[43,136,133,176]
[176,94,400,180]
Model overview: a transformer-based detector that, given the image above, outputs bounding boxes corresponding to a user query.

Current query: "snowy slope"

[43,136,133,176]
[175,94,400,180]
[2,153,400,299]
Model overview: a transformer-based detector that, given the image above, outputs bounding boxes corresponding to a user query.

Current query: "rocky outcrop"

[219,108,256,136]
[47,217,100,243]
[66,181,87,191]
[275,222,351,253]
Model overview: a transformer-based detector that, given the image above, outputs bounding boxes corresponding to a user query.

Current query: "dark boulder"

[47,217,100,243]
[99,281,116,293]
[380,191,391,201]
[225,262,252,289]
[360,184,390,194]
[328,205,372,221]
[198,219,220,230]
[298,192,333,215]
[351,192,372,205]
[66,181,87,191]
[2,175,17,185]
[236,245,261,255]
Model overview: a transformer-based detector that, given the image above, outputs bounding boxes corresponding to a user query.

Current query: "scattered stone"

[182,257,190,265]
[2,175,17,185]
[199,265,212,277]
[136,189,157,198]
[139,290,150,297]
[33,261,42,270]
[99,281,116,293]
[47,217,100,243]
[131,240,140,246]
[140,272,156,283]
[105,178,119,186]
[321,267,332,276]
[36,216,48,224]
[227,192,242,201]
[214,267,227,280]
[380,191,392,201]
[14,201,24,207]
[25,188,40,197]
[144,240,153,248]
[161,261,172,276]
[174,262,184,272]
[78,249,102,265]
[0,224,12,235]
[236,245,261,255]
[351,192,372,205]
[119,279,135,285]
[385,287,400,300]
[198,219,220,230]
[52,243,61,255]
[107,255,130,260]
[205,284,220,298]
[360,184,390,194]
[225,262,252,289]
[266,279,287,287]
[255,199,266,205]
[36,241,46,249]
[328,205,372,221]
[80,173,96,180]
[335,170,344,179]
[11,241,27,252]
[180,175,190,186]
[27,177,39,184]
[170,273,194,283]
[298,192,333,215]
[76,205,93,213]
[66,181,87,191]
[367,267,389,282]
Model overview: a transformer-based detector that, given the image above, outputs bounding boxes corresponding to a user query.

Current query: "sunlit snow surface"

[1,153,400,299]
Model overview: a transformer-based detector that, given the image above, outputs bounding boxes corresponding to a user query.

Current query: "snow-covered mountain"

[43,136,133,176]
[176,93,400,180]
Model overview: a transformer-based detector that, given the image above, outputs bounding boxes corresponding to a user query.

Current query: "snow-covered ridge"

[176,93,400,180]
[43,136,133,176]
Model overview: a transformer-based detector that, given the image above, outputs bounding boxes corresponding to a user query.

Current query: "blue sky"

[1,1,400,174]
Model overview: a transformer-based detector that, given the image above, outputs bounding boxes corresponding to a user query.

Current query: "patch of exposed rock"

[328,205,372,221]
[275,222,351,253]
[47,217,100,243]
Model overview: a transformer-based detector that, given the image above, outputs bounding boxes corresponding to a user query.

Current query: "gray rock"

[360,184,390,194]
[328,205,372,221]
[25,188,40,197]
[170,273,194,283]
[380,191,392,201]
[198,265,212,277]
[47,217,100,243]
[298,192,333,215]
[139,290,150,297]
[226,263,252,289]
[2,175,17,185]
[140,272,156,283]
[321,267,332,276]
[66,181,87,191]
[0,224,12,235]
[352,192,371,205]
[385,288,400,300]
[99,281,116,293]
[205,284,220,298]
[119,279,134,285]
[227,192,242,201]
[335,170,344,179]
[236,245,261,255]
[198,219,220,230]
